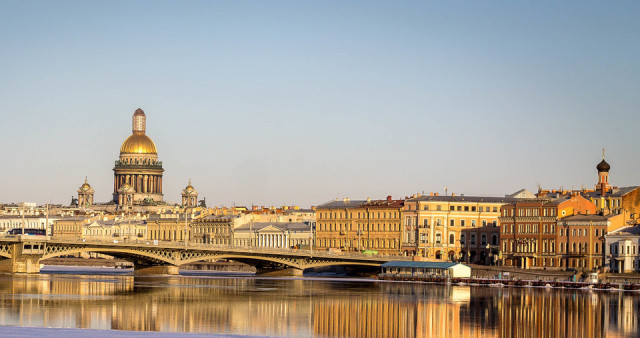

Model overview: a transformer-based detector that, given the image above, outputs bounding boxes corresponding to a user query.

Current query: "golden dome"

[120,134,157,154]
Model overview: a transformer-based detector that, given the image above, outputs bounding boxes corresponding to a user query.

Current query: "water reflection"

[0,273,637,337]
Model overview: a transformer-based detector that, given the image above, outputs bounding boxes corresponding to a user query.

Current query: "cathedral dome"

[597,159,610,172]
[120,134,158,154]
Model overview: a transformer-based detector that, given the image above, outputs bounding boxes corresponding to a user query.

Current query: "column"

[159,176,162,194]
[150,176,154,193]
[143,175,148,193]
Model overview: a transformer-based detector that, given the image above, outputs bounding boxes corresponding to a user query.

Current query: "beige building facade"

[403,194,512,263]
[315,197,403,255]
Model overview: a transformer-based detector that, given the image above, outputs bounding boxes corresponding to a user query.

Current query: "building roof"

[583,186,640,198]
[409,195,516,204]
[608,226,640,236]
[364,199,404,208]
[505,189,536,199]
[316,199,369,209]
[559,214,610,223]
[381,261,468,269]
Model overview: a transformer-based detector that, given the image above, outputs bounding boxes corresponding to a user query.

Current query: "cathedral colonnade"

[114,174,163,194]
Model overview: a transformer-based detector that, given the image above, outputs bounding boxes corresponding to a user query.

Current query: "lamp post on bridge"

[184,208,189,248]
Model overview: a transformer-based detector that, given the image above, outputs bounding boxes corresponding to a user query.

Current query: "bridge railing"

[10,237,410,261]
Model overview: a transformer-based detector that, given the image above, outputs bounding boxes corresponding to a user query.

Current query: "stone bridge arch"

[42,245,179,266]
[180,254,304,270]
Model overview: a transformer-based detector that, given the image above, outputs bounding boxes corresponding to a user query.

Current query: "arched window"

[449,234,455,244]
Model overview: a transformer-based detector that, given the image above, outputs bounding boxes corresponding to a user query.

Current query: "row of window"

[503,239,606,255]
[318,223,400,232]
[318,211,399,220]
[610,244,638,256]
[502,208,557,217]
[559,228,604,237]
[317,238,398,249]
[405,218,497,227]
[405,205,499,212]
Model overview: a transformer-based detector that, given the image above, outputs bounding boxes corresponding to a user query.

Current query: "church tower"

[181,179,198,207]
[595,149,611,196]
[77,177,95,207]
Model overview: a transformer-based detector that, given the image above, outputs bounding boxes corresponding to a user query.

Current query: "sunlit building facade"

[315,197,403,255]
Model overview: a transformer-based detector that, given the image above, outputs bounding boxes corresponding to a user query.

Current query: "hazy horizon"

[1,1,638,208]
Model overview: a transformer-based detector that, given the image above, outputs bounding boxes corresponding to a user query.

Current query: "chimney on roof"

[387,195,392,202]
[451,193,455,197]
[430,192,433,196]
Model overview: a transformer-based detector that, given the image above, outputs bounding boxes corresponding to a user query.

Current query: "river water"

[0,267,637,337]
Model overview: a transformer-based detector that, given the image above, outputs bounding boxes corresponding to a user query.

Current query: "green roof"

[381,261,468,269]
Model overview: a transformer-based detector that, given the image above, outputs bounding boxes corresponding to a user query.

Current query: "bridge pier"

[255,267,304,277]
[134,265,179,275]
[0,240,46,274]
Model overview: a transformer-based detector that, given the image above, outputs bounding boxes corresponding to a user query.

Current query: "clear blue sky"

[0,1,638,208]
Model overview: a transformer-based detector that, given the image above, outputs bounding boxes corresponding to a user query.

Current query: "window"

[457,206,462,211]
[461,220,466,227]
[472,206,476,212]
[449,234,455,244]
[470,234,476,245]
[464,206,469,211]
[482,220,487,226]
[423,219,429,227]
[423,205,429,210]
[471,220,476,227]
[450,219,455,226]
[437,205,442,211]
[436,219,442,226]
[460,234,466,244]
[481,235,487,245]
[493,207,497,212]
[450,206,455,211]
[435,233,442,244]
[492,235,498,245]
[492,221,497,227]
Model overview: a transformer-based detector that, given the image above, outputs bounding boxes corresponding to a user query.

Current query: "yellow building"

[52,216,95,239]
[315,197,403,255]
[146,211,201,242]
[403,194,512,262]
[83,219,147,242]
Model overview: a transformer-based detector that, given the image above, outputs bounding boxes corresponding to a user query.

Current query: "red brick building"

[500,195,596,269]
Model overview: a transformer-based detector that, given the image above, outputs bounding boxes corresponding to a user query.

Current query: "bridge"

[0,236,408,275]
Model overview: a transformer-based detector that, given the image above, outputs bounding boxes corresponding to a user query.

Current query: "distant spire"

[603,147,605,159]
[85,176,88,184]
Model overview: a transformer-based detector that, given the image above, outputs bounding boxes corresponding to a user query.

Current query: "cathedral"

[112,108,165,206]
[74,108,203,210]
